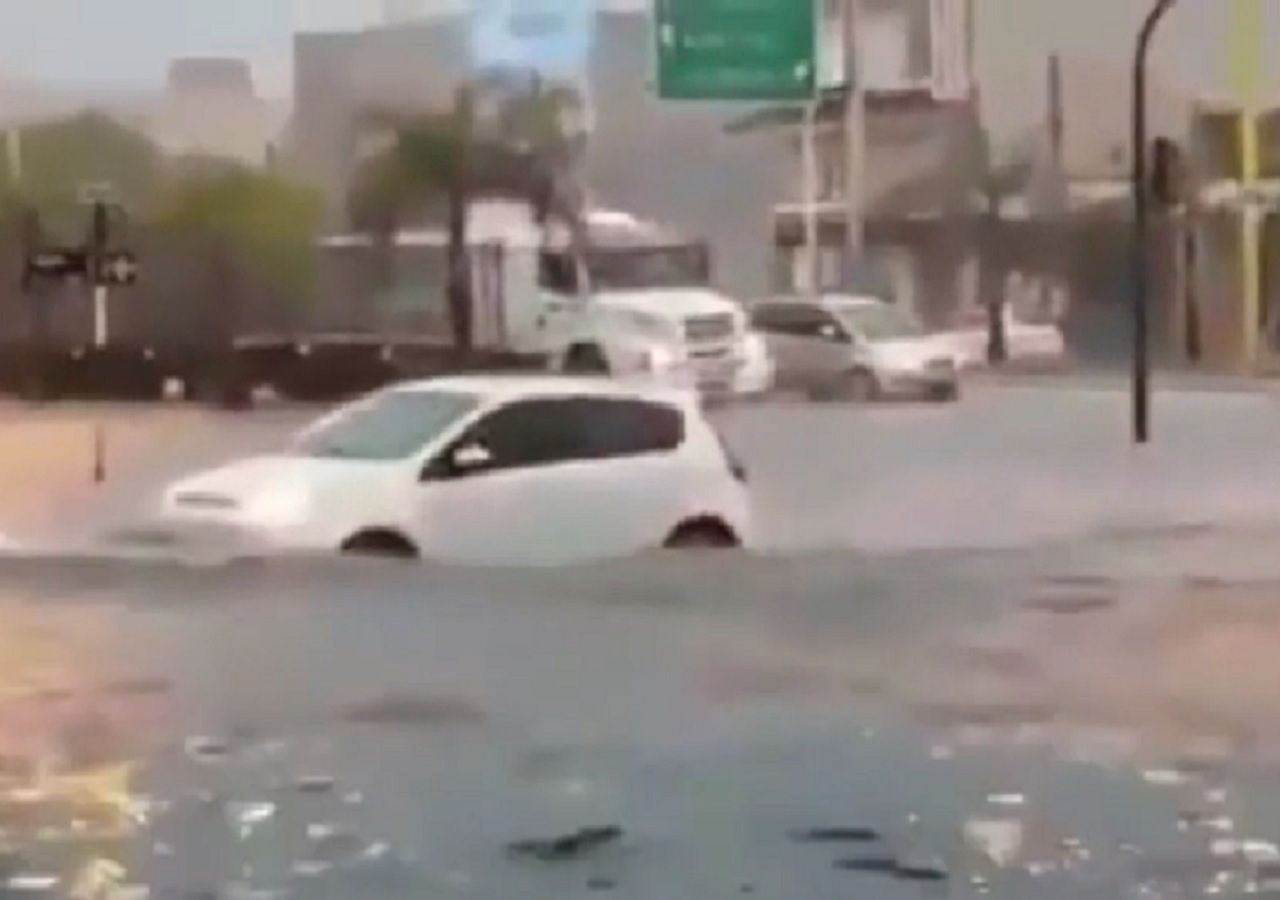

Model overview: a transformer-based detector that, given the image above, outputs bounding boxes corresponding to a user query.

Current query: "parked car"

[943,305,1068,369]
[749,295,960,402]
[160,376,751,565]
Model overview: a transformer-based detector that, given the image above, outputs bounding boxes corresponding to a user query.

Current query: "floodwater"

[4,382,1280,897]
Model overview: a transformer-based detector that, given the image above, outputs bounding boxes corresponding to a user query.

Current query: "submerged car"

[160,376,751,566]
[750,295,960,402]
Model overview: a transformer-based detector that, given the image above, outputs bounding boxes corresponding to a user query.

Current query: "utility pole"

[1230,0,1263,369]
[800,100,820,294]
[1131,0,1177,445]
[90,200,109,349]
[843,0,865,269]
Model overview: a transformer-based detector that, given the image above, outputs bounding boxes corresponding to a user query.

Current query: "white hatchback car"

[160,376,751,565]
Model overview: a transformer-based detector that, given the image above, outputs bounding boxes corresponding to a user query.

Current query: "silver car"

[749,295,960,402]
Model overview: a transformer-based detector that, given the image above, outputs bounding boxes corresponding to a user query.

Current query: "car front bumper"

[877,367,959,398]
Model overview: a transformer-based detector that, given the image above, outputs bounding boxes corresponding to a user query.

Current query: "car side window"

[750,303,785,334]
[443,397,684,476]
[462,399,584,472]
[752,303,823,337]
[577,398,684,459]
[777,304,839,339]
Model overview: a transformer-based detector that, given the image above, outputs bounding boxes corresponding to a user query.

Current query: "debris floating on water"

[293,775,336,795]
[964,818,1024,868]
[506,826,624,862]
[291,860,332,878]
[1180,813,1235,834]
[1142,768,1189,787]
[229,802,276,829]
[184,736,231,763]
[586,876,616,891]
[5,873,60,892]
[986,792,1026,808]
[833,856,898,874]
[789,827,881,844]
[1211,839,1280,863]
[833,856,947,882]
[337,692,485,728]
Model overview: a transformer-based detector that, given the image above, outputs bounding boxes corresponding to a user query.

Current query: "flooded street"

[4,383,1280,897]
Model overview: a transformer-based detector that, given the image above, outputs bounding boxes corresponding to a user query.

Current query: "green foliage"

[10,112,161,213]
[347,83,584,233]
[153,163,324,297]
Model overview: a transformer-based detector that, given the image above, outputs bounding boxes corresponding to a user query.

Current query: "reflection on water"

[0,545,1278,898]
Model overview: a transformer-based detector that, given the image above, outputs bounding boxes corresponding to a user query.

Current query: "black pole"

[1131,0,1177,445]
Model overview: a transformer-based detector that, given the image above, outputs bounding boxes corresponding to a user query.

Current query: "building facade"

[288,11,788,299]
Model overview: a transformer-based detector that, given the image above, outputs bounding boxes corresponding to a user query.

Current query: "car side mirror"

[421,441,493,481]
[452,442,493,470]
[819,323,849,343]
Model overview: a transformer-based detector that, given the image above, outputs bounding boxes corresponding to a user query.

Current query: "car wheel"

[840,369,879,403]
[340,529,419,560]
[563,343,610,375]
[927,381,960,403]
[663,518,741,550]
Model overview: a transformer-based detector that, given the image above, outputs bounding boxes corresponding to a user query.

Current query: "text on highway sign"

[654,0,816,101]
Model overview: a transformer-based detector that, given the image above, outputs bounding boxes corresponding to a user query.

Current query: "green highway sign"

[655,0,816,101]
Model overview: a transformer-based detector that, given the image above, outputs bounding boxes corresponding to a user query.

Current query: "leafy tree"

[347,80,584,349]
[153,160,323,300]
[3,112,161,227]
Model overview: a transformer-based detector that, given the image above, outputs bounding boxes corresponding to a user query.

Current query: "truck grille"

[684,313,736,342]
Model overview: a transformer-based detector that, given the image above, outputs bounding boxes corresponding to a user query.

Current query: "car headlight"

[741,332,769,363]
[243,487,311,528]
[640,345,681,373]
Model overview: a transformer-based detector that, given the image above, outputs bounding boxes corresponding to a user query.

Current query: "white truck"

[450,201,774,397]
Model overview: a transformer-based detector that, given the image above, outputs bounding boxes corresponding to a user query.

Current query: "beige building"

[148,58,288,166]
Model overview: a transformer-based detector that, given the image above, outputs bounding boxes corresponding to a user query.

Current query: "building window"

[861,0,933,91]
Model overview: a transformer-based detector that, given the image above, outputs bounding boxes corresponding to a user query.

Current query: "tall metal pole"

[1131,0,1177,445]
[800,100,820,294]
[843,0,865,266]
[1230,0,1263,369]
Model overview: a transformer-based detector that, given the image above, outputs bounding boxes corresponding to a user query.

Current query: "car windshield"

[586,246,710,291]
[835,302,925,341]
[292,390,479,461]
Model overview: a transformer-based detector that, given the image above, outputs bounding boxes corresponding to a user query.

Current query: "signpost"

[21,201,139,351]
[654,0,816,101]
[24,249,89,284]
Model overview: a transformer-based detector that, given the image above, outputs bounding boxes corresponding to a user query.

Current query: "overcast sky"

[0,0,1273,108]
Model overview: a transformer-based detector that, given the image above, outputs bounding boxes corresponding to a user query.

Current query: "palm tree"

[348,80,585,350]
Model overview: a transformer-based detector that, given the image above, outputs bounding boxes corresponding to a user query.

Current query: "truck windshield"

[586,245,710,291]
[292,390,479,461]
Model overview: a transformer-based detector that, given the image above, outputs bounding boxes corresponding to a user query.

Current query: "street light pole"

[1131,0,1177,445]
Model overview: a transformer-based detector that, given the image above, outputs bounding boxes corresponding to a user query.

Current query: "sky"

[0,0,644,98]
[0,0,1272,109]
[0,1,385,97]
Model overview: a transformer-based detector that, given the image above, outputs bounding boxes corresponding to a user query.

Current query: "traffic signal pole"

[90,200,109,348]
[1230,0,1263,370]
[1131,0,1177,445]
